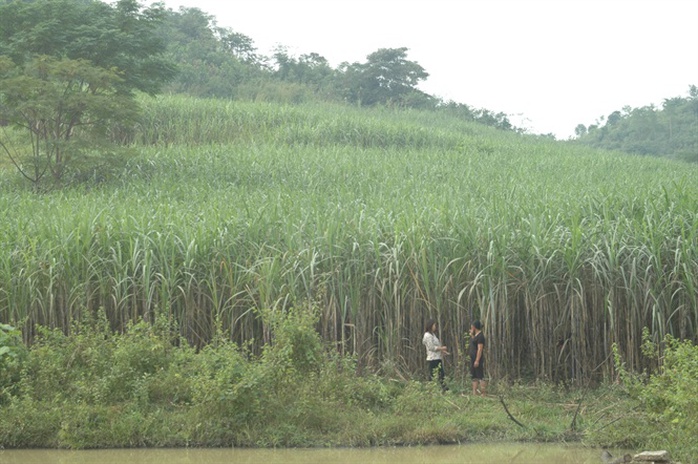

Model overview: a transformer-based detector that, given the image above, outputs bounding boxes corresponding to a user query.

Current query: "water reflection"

[0,443,615,464]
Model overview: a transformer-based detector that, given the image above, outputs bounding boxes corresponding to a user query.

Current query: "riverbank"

[2,314,695,462]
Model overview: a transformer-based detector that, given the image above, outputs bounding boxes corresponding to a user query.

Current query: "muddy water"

[0,443,621,464]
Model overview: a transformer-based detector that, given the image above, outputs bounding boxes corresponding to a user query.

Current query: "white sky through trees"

[154,0,698,139]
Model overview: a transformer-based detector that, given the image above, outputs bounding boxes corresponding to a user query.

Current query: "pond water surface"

[0,443,623,464]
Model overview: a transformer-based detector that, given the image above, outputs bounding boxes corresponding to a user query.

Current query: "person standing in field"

[469,320,487,396]
[423,319,449,391]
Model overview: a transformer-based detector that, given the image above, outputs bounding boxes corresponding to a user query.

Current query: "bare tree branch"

[499,395,526,429]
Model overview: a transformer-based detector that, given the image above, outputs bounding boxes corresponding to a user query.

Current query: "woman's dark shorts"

[470,360,484,380]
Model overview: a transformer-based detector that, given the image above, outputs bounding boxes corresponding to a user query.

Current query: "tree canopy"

[574,86,698,162]
[0,0,176,95]
[0,55,138,183]
[339,47,431,107]
[0,0,176,185]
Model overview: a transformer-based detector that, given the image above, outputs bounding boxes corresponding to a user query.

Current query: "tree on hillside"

[0,0,176,185]
[0,55,139,184]
[0,0,176,95]
[156,6,264,98]
[339,47,430,107]
[221,31,261,64]
[272,48,335,97]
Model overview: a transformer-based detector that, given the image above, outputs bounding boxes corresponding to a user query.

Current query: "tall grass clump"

[0,94,697,384]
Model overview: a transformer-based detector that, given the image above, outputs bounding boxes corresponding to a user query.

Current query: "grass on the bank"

[1,310,696,462]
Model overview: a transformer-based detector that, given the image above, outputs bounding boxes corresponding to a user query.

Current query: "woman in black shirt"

[469,320,486,396]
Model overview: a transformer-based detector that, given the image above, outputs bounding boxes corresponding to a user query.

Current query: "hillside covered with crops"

[1,95,697,383]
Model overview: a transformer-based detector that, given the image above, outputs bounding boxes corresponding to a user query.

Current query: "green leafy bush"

[611,330,698,461]
[259,304,324,378]
[639,335,698,458]
[0,323,28,403]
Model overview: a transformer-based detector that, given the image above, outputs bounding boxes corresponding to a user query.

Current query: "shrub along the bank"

[0,306,697,462]
[0,323,27,404]
[600,330,698,461]
[0,306,440,448]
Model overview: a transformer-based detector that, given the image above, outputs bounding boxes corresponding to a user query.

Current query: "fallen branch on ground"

[499,395,526,429]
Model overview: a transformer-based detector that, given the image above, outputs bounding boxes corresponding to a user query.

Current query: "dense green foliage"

[574,86,698,162]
